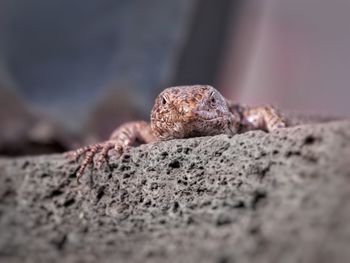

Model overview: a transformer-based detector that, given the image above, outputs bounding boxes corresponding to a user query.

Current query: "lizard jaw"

[191,110,231,121]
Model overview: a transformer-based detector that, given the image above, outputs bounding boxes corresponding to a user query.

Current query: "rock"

[1,120,350,263]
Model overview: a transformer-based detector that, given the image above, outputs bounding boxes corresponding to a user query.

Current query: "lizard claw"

[65,145,92,162]
[96,142,115,169]
[75,143,102,184]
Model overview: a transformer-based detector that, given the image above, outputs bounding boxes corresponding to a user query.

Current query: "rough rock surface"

[1,120,350,263]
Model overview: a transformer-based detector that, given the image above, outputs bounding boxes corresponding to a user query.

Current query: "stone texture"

[1,120,350,262]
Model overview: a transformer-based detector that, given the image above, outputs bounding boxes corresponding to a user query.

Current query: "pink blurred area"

[219,0,350,117]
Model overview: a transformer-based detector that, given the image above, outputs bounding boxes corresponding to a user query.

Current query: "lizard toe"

[96,142,114,169]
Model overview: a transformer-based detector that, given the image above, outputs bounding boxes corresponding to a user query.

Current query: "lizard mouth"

[196,116,227,123]
[192,110,229,121]
[154,111,229,124]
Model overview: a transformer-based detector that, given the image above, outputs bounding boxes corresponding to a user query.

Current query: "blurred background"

[0,0,349,156]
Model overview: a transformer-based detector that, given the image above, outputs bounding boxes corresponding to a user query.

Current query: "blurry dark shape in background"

[0,0,196,132]
[171,0,242,86]
[0,85,77,156]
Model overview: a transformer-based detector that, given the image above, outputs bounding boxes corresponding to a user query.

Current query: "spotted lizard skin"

[68,85,286,183]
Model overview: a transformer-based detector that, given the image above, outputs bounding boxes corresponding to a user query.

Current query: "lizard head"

[150,85,239,140]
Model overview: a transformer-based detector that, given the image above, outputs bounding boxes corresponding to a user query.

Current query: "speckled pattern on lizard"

[68,85,286,183]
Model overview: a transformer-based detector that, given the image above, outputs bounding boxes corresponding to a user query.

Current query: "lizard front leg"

[226,100,286,132]
[241,105,286,132]
[69,121,155,183]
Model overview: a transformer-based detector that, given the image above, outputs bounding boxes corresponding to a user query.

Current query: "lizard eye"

[161,96,167,105]
[209,92,217,105]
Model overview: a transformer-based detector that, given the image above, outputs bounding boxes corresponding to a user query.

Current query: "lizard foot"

[267,115,287,131]
[68,141,127,184]
[67,121,154,184]
[241,104,287,132]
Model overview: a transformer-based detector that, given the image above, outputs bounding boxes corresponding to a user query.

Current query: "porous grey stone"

[1,120,350,263]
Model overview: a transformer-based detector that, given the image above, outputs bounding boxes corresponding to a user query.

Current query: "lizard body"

[70,85,286,183]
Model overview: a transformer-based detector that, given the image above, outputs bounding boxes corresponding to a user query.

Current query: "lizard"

[68,85,286,183]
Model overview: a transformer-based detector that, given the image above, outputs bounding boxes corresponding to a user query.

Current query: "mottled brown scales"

[68,85,286,183]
